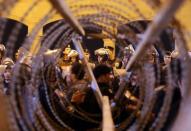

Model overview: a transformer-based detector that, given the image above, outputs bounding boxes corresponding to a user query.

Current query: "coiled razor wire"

[0,0,190,130]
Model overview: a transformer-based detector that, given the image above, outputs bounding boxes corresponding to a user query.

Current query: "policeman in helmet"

[95,48,110,65]
[122,45,135,68]
[68,49,79,64]
[58,45,72,67]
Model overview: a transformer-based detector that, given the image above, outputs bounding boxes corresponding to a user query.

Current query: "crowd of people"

[0,44,32,95]
[0,36,186,130]
[39,37,183,130]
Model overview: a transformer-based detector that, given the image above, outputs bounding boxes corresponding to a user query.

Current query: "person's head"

[123,45,135,63]
[63,45,71,54]
[66,62,85,85]
[63,45,71,61]
[3,65,12,83]
[93,64,113,83]
[68,50,79,63]
[164,51,172,65]
[95,48,109,64]
[15,46,30,61]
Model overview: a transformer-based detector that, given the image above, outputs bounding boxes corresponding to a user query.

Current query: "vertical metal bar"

[72,38,103,108]
[102,96,114,131]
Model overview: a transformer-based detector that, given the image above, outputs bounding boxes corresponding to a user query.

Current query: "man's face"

[71,57,77,63]
[97,56,103,63]
[64,47,71,54]
[63,47,71,61]
[99,72,114,84]
[63,54,69,61]
[3,68,12,82]
[164,55,171,65]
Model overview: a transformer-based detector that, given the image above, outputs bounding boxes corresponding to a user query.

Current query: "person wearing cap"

[74,64,115,121]
[59,49,80,82]
[2,65,13,95]
[55,62,88,105]
[56,46,72,79]
[0,57,14,95]
[95,48,110,65]
[122,45,135,68]
[68,49,79,64]
[58,45,72,67]
[63,45,71,59]
[93,64,114,100]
